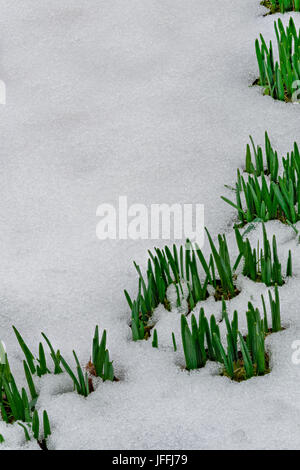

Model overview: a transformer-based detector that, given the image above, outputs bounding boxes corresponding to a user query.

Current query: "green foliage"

[246,303,267,375]
[205,229,236,299]
[18,409,51,445]
[41,333,62,374]
[152,329,158,348]
[1,375,33,422]
[180,290,280,381]
[262,0,300,14]
[0,358,51,447]
[13,327,62,377]
[60,351,90,397]
[268,285,282,332]
[172,332,177,352]
[235,223,292,286]
[222,172,279,224]
[92,326,114,381]
[255,17,300,102]
[13,327,36,374]
[126,231,239,341]
[23,361,38,400]
[222,133,300,226]
[181,309,221,370]
[245,132,279,182]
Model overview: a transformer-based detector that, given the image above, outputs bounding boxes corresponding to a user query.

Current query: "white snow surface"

[0,0,300,449]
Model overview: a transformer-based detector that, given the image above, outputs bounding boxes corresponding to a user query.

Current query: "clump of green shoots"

[12,325,115,399]
[222,133,300,226]
[255,17,300,102]
[18,409,51,449]
[88,326,114,381]
[181,309,222,370]
[181,288,282,381]
[235,223,292,286]
[0,347,51,449]
[125,230,240,341]
[13,327,62,377]
[222,172,280,225]
[61,326,116,396]
[215,304,269,381]
[245,132,279,182]
[262,0,300,14]
[261,285,282,333]
[204,229,238,300]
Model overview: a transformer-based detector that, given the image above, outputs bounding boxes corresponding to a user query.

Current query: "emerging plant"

[60,351,91,397]
[172,332,177,352]
[282,141,300,195]
[222,172,280,225]
[204,230,238,300]
[181,308,223,370]
[41,333,63,375]
[222,167,300,226]
[255,17,300,101]
[262,0,300,14]
[214,305,269,381]
[88,326,114,381]
[272,176,300,224]
[181,288,281,381]
[0,353,51,449]
[152,329,158,348]
[18,409,51,449]
[13,327,62,377]
[261,285,282,332]
[1,374,33,423]
[235,223,292,286]
[126,230,241,341]
[245,132,279,182]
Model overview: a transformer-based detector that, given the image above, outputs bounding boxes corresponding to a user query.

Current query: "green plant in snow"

[222,172,280,225]
[222,170,300,225]
[18,409,51,448]
[215,305,269,381]
[204,229,238,300]
[181,294,277,381]
[235,223,292,286]
[245,304,268,375]
[152,329,158,348]
[261,285,282,333]
[245,132,279,182]
[125,241,210,341]
[89,326,114,381]
[0,366,51,448]
[181,309,222,370]
[172,332,177,352]
[126,229,241,341]
[1,374,34,423]
[60,351,91,397]
[273,176,300,224]
[255,17,300,101]
[282,141,300,195]
[0,348,11,391]
[13,327,62,377]
[262,0,300,14]
[41,333,62,375]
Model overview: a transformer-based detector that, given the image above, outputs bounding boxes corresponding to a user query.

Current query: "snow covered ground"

[0,0,300,449]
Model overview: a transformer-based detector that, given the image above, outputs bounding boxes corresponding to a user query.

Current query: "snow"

[0,0,300,449]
